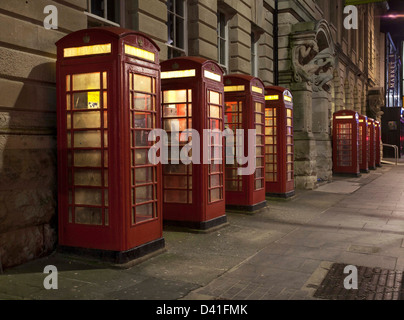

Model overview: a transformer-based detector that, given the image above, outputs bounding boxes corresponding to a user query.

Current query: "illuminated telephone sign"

[367,118,376,170]
[264,87,295,198]
[375,120,382,167]
[223,74,267,212]
[332,110,360,176]
[160,57,227,230]
[358,114,369,173]
[56,27,164,263]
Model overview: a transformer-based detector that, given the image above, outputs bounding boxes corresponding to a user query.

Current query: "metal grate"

[314,263,404,300]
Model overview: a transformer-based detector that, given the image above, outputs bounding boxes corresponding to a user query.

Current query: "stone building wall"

[0,0,89,268]
[277,0,386,188]
[0,0,387,267]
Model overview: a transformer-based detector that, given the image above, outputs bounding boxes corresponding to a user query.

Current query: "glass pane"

[176,0,185,16]
[164,119,187,132]
[67,114,71,129]
[164,104,187,117]
[210,188,222,202]
[136,167,153,184]
[73,72,100,91]
[135,130,152,147]
[74,169,102,186]
[133,74,152,93]
[164,164,187,174]
[134,112,153,129]
[73,111,100,129]
[164,176,187,188]
[75,207,102,225]
[209,91,221,105]
[210,174,221,187]
[210,106,221,118]
[255,179,263,190]
[136,185,154,204]
[73,131,101,148]
[164,190,187,203]
[163,90,188,104]
[134,94,152,111]
[66,95,71,110]
[73,92,101,110]
[74,150,102,167]
[102,72,107,89]
[66,75,71,91]
[226,180,238,191]
[134,149,149,165]
[136,203,154,219]
[103,92,108,109]
[75,189,102,206]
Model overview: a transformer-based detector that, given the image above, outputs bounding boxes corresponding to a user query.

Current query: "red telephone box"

[375,120,382,167]
[264,87,295,198]
[332,110,360,176]
[223,74,267,212]
[368,118,376,170]
[160,57,227,230]
[358,114,369,173]
[56,27,164,263]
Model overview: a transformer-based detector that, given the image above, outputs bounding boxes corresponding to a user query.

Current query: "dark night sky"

[381,0,404,48]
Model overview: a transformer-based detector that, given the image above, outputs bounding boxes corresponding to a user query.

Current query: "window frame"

[217,11,229,74]
[251,31,259,77]
[167,0,188,59]
[86,0,124,27]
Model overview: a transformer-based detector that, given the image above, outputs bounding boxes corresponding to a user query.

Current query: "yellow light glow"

[224,85,245,92]
[64,44,111,58]
[124,44,155,62]
[265,95,279,101]
[284,96,292,103]
[204,70,221,82]
[335,116,354,120]
[252,86,263,94]
[161,69,196,79]
[359,120,364,123]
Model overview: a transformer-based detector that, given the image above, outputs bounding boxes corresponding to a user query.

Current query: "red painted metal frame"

[332,110,360,176]
[56,27,163,252]
[375,120,382,167]
[223,74,266,210]
[368,118,376,170]
[358,114,369,173]
[264,86,295,198]
[160,57,226,228]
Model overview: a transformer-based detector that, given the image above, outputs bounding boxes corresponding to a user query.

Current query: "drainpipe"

[274,0,279,86]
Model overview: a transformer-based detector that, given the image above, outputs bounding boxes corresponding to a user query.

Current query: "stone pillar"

[312,90,333,182]
[291,82,318,189]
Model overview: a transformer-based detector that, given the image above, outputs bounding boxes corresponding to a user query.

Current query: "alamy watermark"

[148,127,258,176]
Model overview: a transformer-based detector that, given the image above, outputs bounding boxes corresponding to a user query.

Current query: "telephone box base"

[226,201,268,213]
[164,215,228,232]
[266,190,295,199]
[360,169,370,174]
[58,238,165,265]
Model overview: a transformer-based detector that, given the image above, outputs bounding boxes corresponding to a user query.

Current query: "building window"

[86,0,122,27]
[167,0,187,59]
[217,11,229,73]
[251,32,259,77]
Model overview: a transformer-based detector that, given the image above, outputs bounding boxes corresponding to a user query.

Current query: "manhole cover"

[314,263,404,300]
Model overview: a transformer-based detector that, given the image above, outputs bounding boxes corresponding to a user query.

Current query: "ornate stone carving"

[291,22,336,93]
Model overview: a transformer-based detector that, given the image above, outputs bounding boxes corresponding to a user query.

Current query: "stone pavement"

[2,163,404,300]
